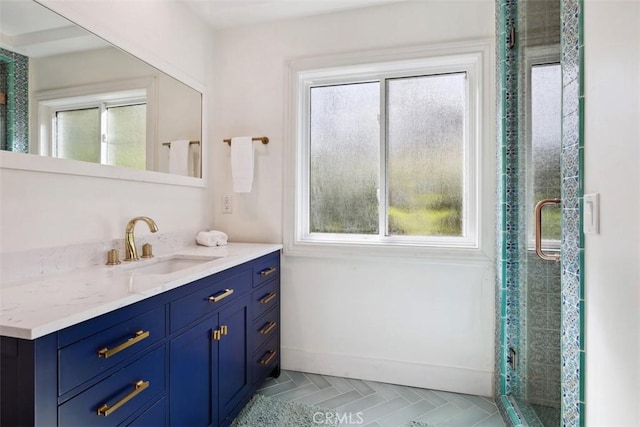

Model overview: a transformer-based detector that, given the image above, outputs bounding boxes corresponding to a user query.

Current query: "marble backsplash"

[0,228,201,285]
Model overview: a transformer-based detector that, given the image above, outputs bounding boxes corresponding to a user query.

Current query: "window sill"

[283,239,493,264]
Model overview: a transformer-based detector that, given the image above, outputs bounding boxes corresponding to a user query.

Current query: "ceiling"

[0,0,403,57]
[0,1,109,57]
[181,0,404,29]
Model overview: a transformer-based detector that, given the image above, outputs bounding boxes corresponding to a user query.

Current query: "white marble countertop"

[0,243,282,340]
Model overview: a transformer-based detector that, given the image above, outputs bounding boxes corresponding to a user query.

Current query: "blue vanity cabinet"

[169,293,251,427]
[251,253,281,385]
[217,295,252,426]
[0,249,281,427]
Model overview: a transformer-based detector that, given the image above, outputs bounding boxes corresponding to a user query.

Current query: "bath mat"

[230,394,338,427]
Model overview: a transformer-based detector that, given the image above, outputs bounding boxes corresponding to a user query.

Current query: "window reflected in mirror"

[0,0,202,178]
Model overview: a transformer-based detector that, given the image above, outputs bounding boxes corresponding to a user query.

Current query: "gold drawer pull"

[260,350,277,366]
[97,380,149,416]
[221,325,228,336]
[260,321,277,335]
[98,330,150,359]
[260,292,277,305]
[260,267,277,276]
[209,288,234,303]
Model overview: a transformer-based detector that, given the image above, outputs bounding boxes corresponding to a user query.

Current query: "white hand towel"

[190,143,201,178]
[169,140,190,176]
[208,230,228,246]
[230,136,254,193]
[195,230,229,247]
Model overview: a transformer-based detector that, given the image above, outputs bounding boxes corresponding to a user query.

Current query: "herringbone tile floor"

[257,370,505,427]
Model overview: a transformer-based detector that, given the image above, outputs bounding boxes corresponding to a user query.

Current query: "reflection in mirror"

[0,0,202,178]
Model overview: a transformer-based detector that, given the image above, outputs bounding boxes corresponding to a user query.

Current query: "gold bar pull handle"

[260,350,277,366]
[260,292,277,305]
[260,321,277,335]
[534,198,562,261]
[209,288,234,303]
[212,329,221,341]
[97,380,149,416]
[220,325,228,336]
[98,330,150,359]
[260,267,277,276]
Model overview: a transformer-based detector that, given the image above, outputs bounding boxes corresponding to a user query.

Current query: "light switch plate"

[583,193,600,234]
[222,195,233,214]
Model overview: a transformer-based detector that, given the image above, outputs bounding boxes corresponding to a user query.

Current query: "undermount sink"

[122,254,221,275]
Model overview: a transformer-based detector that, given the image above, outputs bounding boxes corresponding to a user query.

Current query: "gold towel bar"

[162,140,200,147]
[223,136,269,146]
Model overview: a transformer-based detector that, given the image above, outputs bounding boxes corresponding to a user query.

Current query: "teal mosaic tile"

[0,48,28,153]
[563,78,580,116]
[561,1,584,424]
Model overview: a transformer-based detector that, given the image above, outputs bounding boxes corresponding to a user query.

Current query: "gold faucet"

[124,216,158,261]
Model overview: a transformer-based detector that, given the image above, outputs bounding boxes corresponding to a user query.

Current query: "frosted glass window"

[387,73,465,236]
[294,48,483,251]
[106,104,146,170]
[531,64,561,241]
[55,108,101,162]
[308,74,469,239]
[309,83,380,234]
[52,100,146,168]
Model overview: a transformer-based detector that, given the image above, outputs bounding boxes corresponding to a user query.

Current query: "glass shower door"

[521,60,563,426]
[510,1,563,424]
[498,0,585,424]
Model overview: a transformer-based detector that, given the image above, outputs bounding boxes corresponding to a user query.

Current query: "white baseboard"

[281,347,493,397]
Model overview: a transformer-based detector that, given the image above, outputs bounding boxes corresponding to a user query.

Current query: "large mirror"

[0,0,202,178]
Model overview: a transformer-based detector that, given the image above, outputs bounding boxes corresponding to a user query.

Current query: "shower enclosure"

[496,0,585,425]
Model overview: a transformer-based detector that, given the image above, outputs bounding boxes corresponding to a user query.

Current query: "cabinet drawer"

[252,279,279,320]
[253,336,279,385]
[124,397,166,426]
[253,307,279,352]
[59,346,165,427]
[59,306,165,395]
[252,252,280,288]
[170,269,251,333]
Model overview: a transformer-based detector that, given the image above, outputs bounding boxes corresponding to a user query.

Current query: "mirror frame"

[0,0,207,188]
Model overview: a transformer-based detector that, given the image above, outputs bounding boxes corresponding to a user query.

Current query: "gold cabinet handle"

[260,292,277,305]
[534,198,562,261]
[209,288,234,303]
[212,329,221,341]
[260,350,277,366]
[220,325,228,336]
[259,321,277,335]
[97,380,149,416]
[260,267,277,276]
[98,330,150,359]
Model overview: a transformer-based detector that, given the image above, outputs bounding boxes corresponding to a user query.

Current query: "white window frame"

[34,77,157,171]
[284,40,495,260]
[50,97,146,164]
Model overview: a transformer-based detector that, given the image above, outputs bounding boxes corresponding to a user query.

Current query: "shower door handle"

[534,198,561,261]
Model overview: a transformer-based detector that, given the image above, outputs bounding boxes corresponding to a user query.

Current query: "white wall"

[584,1,640,425]
[0,0,215,253]
[211,1,496,395]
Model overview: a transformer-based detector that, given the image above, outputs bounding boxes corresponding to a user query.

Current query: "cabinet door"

[169,319,215,427]
[216,294,251,426]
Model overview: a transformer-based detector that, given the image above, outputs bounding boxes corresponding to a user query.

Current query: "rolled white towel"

[195,230,229,247]
[209,230,228,246]
[196,231,217,247]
